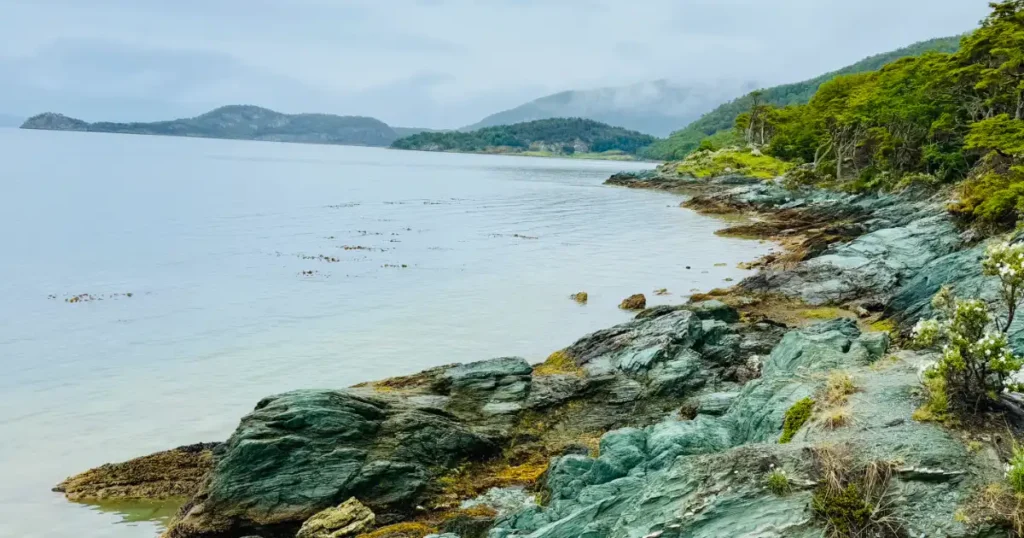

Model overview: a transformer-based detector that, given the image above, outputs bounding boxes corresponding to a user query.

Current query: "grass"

[674,147,794,180]
[801,307,855,321]
[766,468,791,496]
[974,482,1024,535]
[912,375,952,424]
[869,318,899,336]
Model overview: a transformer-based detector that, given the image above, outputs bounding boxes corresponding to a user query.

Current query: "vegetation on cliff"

[643,36,962,161]
[20,106,400,147]
[390,118,656,157]
[661,1,1024,229]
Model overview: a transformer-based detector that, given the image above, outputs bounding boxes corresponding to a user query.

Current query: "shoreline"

[15,126,658,163]
[56,169,1018,538]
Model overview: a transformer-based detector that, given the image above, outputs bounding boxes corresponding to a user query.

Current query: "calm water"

[0,128,772,538]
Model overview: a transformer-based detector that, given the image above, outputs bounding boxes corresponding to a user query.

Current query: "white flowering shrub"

[911,242,1024,415]
[982,242,1024,332]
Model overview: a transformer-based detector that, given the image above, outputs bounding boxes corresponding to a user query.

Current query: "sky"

[0,0,994,129]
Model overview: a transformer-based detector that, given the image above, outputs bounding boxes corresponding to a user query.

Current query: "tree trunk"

[836,148,842,180]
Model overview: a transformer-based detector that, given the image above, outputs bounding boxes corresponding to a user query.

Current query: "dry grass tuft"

[823,407,852,430]
[825,371,858,405]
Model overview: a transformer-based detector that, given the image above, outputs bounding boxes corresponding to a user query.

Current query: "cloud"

[0,0,994,128]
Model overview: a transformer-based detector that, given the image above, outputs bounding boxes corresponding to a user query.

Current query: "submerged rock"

[296,498,374,538]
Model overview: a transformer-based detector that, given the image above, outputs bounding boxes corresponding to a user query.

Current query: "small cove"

[0,128,774,538]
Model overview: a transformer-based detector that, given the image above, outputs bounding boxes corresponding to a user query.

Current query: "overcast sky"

[0,0,993,128]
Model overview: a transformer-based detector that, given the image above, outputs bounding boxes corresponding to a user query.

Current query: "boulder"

[569,292,588,304]
[164,390,497,537]
[618,294,646,311]
[684,300,740,323]
[296,498,374,538]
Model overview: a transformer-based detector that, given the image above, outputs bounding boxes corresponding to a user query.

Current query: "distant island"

[390,117,656,160]
[20,105,402,147]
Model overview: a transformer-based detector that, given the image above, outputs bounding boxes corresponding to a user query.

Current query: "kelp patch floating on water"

[489,233,539,240]
[299,254,341,263]
[51,292,134,303]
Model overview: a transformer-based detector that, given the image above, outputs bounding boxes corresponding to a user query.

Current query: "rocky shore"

[59,167,1024,538]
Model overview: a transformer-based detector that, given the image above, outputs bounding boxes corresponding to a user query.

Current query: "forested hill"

[669,0,1024,229]
[643,35,963,160]
[390,118,656,158]
[20,105,400,147]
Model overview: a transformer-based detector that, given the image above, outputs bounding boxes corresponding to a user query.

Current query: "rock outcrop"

[146,302,777,538]
[61,172,1023,538]
[54,442,217,502]
[489,321,997,538]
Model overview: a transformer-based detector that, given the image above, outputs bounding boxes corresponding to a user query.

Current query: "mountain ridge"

[20,105,400,147]
[461,80,755,137]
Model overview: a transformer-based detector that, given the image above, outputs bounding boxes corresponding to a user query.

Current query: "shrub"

[911,243,1024,415]
[780,397,815,443]
[781,165,822,190]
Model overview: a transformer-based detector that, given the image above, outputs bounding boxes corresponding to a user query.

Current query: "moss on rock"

[779,397,815,443]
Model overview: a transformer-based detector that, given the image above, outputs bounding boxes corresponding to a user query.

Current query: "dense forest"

[718,0,1024,228]
[390,118,656,156]
[643,36,963,161]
